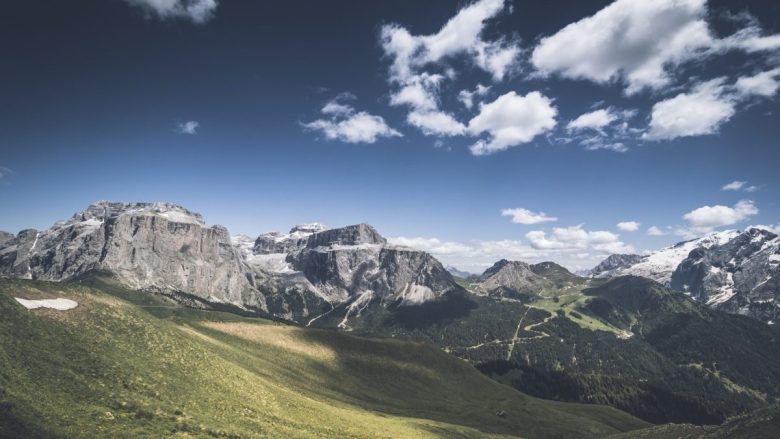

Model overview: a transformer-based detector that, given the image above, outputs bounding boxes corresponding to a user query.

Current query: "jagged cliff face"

[0,202,261,309]
[591,228,780,323]
[0,201,459,324]
[240,223,459,321]
[671,228,780,322]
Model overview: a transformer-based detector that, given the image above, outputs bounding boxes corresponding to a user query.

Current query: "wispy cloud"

[176,121,200,135]
[123,0,218,24]
[501,207,557,225]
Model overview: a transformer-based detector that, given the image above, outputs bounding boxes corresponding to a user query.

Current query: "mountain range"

[2,201,780,433]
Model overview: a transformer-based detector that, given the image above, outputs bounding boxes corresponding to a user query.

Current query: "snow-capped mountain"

[590,228,780,323]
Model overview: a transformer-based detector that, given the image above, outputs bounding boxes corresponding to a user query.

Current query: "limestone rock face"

[591,228,780,323]
[243,223,459,322]
[0,202,465,324]
[0,201,262,309]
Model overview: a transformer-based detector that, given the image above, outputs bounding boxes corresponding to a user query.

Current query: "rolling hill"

[0,276,648,438]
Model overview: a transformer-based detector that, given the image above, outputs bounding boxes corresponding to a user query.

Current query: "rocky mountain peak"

[289,223,328,235]
[589,254,644,277]
[304,223,387,248]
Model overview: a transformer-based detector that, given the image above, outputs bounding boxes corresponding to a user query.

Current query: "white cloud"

[303,96,401,144]
[123,0,217,23]
[567,109,616,131]
[734,68,780,98]
[458,84,491,109]
[501,208,557,225]
[406,110,466,137]
[176,121,199,135]
[381,0,518,82]
[526,225,634,254]
[744,185,759,193]
[647,226,666,236]
[558,107,639,152]
[0,166,12,179]
[531,0,715,94]
[389,229,632,274]
[617,221,640,232]
[722,180,746,191]
[531,0,780,95]
[583,141,628,153]
[683,200,758,231]
[467,91,557,155]
[644,78,735,140]
[380,0,519,141]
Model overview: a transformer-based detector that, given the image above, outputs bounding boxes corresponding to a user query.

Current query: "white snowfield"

[15,297,78,310]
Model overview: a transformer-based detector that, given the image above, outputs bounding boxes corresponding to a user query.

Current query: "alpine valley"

[2,201,780,438]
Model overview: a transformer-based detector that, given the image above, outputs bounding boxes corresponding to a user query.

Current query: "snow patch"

[707,272,735,306]
[15,297,78,310]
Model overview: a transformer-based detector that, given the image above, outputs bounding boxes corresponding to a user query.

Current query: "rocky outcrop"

[242,223,460,322]
[670,228,779,322]
[588,254,643,277]
[472,259,552,297]
[0,202,262,309]
[591,228,780,323]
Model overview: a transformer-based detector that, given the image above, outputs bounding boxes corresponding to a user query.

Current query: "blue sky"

[1,0,779,272]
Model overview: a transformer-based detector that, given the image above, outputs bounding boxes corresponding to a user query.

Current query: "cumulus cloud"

[176,121,200,135]
[381,0,519,83]
[526,225,634,254]
[123,0,218,23]
[467,91,557,155]
[683,200,758,232]
[381,0,520,141]
[501,208,557,225]
[644,78,736,140]
[647,226,666,236]
[617,221,640,232]
[531,0,780,95]
[303,96,401,144]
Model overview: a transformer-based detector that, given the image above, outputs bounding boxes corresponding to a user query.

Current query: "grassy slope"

[0,278,648,438]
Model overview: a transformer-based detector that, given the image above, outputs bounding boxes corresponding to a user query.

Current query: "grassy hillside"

[317,275,780,425]
[0,277,647,438]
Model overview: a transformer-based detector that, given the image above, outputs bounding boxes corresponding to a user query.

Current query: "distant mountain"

[587,254,644,277]
[445,265,473,279]
[589,229,780,323]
